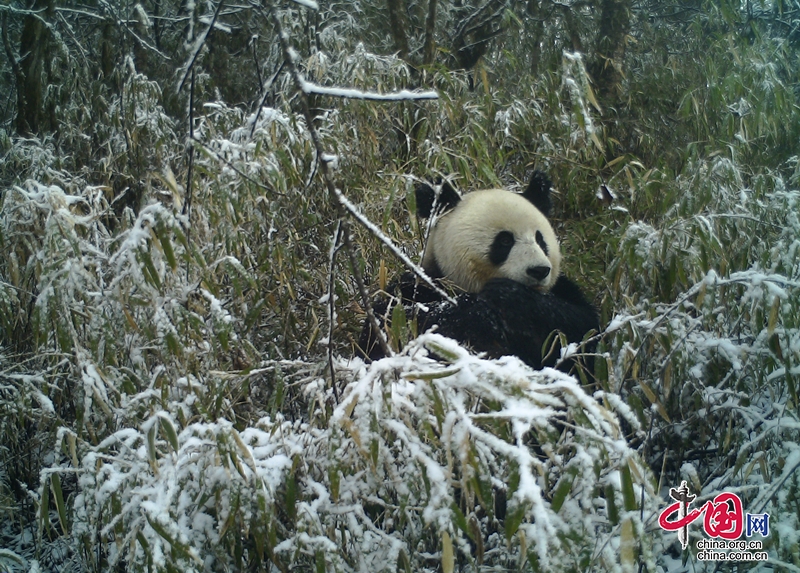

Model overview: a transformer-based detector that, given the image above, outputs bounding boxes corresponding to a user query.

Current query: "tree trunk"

[451,0,504,71]
[562,4,584,54]
[590,0,631,104]
[526,0,544,76]
[386,0,410,60]
[15,0,55,135]
[1,14,26,132]
[422,0,438,65]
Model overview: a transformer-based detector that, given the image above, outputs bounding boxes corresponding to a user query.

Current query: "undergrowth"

[0,2,799,572]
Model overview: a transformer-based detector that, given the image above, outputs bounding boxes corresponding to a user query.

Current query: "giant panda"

[359,171,599,375]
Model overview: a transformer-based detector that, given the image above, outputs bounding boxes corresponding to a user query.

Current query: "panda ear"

[522,170,553,216]
[415,179,461,218]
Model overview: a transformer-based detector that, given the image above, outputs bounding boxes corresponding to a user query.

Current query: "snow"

[299,78,438,101]
[289,0,320,9]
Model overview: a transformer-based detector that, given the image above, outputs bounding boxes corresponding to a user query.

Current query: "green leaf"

[159,414,179,454]
[145,514,201,565]
[147,421,158,470]
[156,225,177,270]
[550,469,576,513]
[390,302,407,351]
[316,551,326,573]
[285,472,297,521]
[767,295,780,335]
[620,462,637,512]
[39,475,50,533]
[397,549,412,573]
[140,250,162,290]
[605,483,619,525]
[504,503,526,541]
[51,473,68,534]
[450,502,469,537]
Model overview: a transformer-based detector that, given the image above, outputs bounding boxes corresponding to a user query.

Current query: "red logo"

[658,481,744,548]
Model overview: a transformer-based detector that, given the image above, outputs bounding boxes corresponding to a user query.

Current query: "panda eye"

[535,230,549,255]
[489,231,516,266]
[499,233,514,247]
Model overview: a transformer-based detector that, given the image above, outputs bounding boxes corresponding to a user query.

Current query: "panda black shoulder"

[550,274,595,308]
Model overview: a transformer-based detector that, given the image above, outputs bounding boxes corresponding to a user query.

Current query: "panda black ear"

[522,170,553,216]
[415,179,461,218]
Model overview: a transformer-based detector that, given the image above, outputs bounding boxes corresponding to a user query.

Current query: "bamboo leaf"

[441,530,454,573]
[620,463,637,512]
[767,295,780,335]
[551,469,576,513]
[620,517,635,569]
[504,503,526,541]
[156,225,178,271]
[51,473,69,535]
[158,414,180,454]
[39,477,50,534]
[147,421,158,474]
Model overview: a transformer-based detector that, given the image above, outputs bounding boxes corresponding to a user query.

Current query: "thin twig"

[1,13,23,91]
[327,222,343,400]
[183,68,196,281]
[250,60,285,139]
[189,135,283,196]
[334,188,456,304]
[95,0,171,60]
[177,0,225,93]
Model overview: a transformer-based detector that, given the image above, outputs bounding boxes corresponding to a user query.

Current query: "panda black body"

[359,171,599,373]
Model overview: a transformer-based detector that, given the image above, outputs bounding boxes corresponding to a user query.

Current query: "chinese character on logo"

[703,492,743,539]
[658,481,699,549]
[658,483,746,548]
[746,512,770,537]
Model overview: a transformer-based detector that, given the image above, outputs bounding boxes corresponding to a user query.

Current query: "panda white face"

[423,188,561,293]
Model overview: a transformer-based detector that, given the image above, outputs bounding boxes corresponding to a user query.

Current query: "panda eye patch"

[489,231,515,265]
[535,231,549,255]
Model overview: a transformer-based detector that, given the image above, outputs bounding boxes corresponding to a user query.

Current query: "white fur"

[423,189,561,293]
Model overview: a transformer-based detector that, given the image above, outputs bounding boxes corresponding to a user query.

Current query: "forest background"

[1,0,799,571]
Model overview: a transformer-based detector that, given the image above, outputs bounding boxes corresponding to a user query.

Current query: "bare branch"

[327,222,343,399]
[183,68,196,281]
[333,187,456,305]
[250,60,285,139]
[190,136,282,196]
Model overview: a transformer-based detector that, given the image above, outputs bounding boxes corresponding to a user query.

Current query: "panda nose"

[526,265,551,280]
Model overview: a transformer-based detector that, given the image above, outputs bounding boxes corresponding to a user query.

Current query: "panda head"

[416,171,560,293]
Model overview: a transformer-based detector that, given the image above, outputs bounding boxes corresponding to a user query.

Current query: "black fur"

[522,170,553,216]
[415,179,461,219]
[358,274,598,373]
[489,231,515,265]
[535,230,549,255]
[432,277,598,370]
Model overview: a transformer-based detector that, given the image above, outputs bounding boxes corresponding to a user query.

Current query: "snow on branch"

[299,79,438,102]
[289,0,319,9]
[333,186,456,304]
